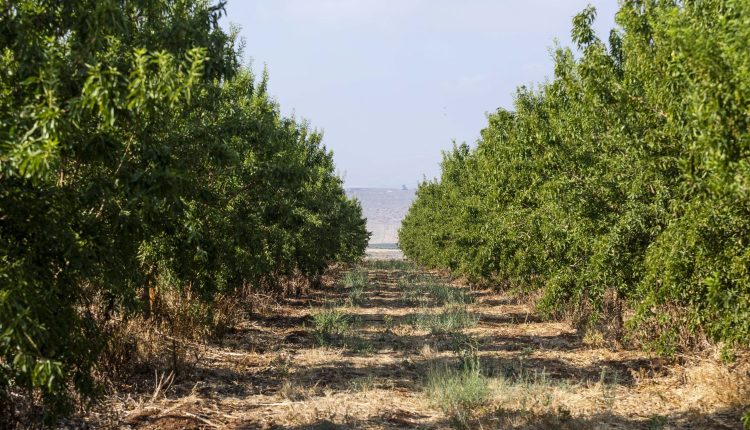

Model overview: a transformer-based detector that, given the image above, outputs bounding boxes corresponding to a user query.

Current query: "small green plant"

[271,353,292,378]
[425,360,490,429]
[457,346,480,374]
[344,335,374,354]
[408,306,479,334]
[364,259,415,271]
[517,368,556,412]
[383,314,394,331]
[720,344,736,364]
[401,284,427,306]
[400,282,472,308]
[742,409,749,430]
[449,332,479,354]
[343,268,368,289]
[310,307,351,346]
[350,374,376,392]
[398,272,433,285]
[646,415,668,430]
[348,285,366,306]
[427,284,474,306]
[344,268,368,305]
[598,367,618,411]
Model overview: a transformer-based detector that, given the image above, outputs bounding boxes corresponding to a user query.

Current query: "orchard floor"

[85,262,749,429]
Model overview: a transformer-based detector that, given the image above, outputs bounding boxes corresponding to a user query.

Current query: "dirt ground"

[83,263,749,429]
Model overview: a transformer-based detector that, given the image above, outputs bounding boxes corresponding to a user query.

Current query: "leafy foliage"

[400,0,750,352]
[0,0,368,420]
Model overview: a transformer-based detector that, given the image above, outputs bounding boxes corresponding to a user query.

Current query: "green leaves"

[82,47,208,128]
[0,0,367,421]
[401,1,750,353]
[572,5,599,48]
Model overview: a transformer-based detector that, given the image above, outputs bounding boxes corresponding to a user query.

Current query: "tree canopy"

[0,0,369,418]
[400,0,750,354]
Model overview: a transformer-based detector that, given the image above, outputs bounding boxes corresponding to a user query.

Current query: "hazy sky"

[221,1,619,188]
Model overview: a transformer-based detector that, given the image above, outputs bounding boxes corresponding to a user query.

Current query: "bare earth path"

[89,263,749,429]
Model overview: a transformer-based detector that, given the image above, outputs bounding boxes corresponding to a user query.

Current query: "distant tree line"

[400,0,749,354]
[0,0,368,419]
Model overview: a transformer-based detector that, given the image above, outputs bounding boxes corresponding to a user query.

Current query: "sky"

[220,1,620,188]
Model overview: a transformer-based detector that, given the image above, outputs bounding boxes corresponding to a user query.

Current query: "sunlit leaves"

[0,0,367,421]
[400,0,750,353]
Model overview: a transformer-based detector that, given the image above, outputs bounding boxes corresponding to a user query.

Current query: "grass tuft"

[408,306,479,334]
[343,268,368,305]
[348,284,366,306]
[343,268,367,289]
[349,374,376,392]
[400,285,429,307]
[364,259,415,271]
[310,306,351,346]
[425,360,490,429]
[400,282,473,307]
[427,284,474,306]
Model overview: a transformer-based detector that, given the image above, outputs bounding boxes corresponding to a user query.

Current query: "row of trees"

[400,0,749,353]
[1,0,368,419]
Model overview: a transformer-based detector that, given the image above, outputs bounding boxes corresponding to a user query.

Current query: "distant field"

[367,243,399,249]
[346,188,415,246]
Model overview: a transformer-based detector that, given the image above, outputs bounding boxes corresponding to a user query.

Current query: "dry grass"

[75,263,750,430]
